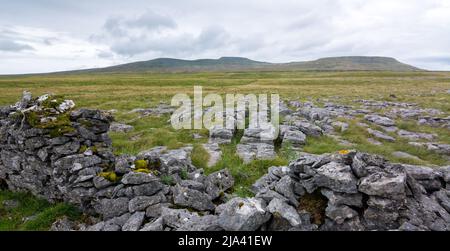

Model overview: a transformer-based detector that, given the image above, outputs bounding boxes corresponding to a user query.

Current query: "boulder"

[358,171,406,199]
[325,204,358,224]
[274,175,299,207]
[122,211,146,231]
[266,198,302,227]
[204,169,234,200]
[314,162,358,193]
[121,172,158,185]
[172,184,215,211]
[110,122,134,133]
[321,189,363,207]
[392,151,422,161]
[128,195,161,213]
[161,207,200,229]
[140,217,164,231]
[364,114,395,127]
[282,130,306,147]
[236,143,276,163]
[209,126,233,144]
[397,129,435,141]
[217,197,270,231]
[367,128,395,142]
[177,215,223,231]
[293,121,323,137]
[94,198,130,219]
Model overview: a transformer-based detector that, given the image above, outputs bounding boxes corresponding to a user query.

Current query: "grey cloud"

[108,26,230,57]
[102,11,177,37]
[195,26,229,50]
[98,11,231,57]
[0,39,34,52]
[103,18,127,37]
[125,11,176,30]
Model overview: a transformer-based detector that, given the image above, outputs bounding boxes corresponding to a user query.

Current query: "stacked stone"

[0,92,114,208]
[236,127,277,163]
[250,151,450,231]
[50,149,450,231]
[86,159,235,231]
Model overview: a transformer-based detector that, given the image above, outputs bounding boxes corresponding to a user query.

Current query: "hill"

[21,56,423,75]
[79,57,271,73]
[281,56,421,71]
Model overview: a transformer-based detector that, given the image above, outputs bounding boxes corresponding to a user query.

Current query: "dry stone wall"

[1,92,450,231]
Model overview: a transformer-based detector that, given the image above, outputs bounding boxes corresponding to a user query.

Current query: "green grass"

[204,132,288,197]
[191,144,210,170]
[303,136,347,154]
[0,190,81,231]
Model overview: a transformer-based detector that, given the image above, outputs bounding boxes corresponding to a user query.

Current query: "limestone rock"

[217,197,270,231]
[314,162,358,194]
[172,184,215,211]
[367,128,395,142]
[204,169,234,200]
[122,211,146,231]
[364,114,395,127]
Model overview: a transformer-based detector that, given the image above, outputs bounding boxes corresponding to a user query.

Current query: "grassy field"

[0,70,449,221]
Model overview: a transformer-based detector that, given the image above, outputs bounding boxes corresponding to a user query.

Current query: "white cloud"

[0,26,113,74]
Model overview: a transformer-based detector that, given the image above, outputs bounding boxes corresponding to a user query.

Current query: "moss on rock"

[98,171,119,182]
[134,159,148,169]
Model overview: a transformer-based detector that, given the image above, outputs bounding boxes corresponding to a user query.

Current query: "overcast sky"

[1,0,449,74]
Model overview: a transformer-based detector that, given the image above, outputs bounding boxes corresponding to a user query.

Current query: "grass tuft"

[0,190,81,231]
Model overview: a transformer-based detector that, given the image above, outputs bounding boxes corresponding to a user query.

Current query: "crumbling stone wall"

[0,92,115,211]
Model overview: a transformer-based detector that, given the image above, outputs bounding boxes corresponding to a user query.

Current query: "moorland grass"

[0,190,81,231]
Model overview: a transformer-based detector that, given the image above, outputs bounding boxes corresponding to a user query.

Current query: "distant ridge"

[83,57,271,73]
[281,56,422,71]
[36,56,424,75]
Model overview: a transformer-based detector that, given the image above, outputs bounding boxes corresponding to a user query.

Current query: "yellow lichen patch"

[134,159,149,169]
[98,171,119,182]
[134,168,150,174]
[338,149,350,155]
